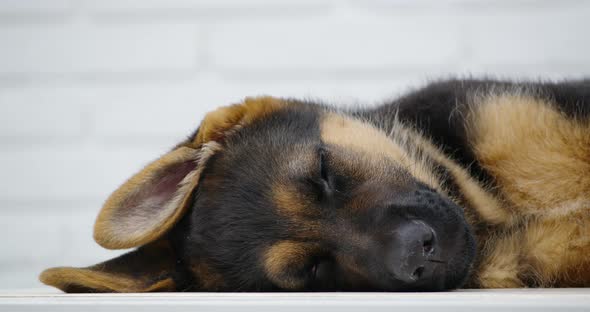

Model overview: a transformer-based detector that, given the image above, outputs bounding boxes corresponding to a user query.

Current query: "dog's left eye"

[305,258,334,290]
[308,263,319,281]
[319,148,329,183]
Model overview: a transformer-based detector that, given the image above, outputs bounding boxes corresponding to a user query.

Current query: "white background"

[0,0,589,290]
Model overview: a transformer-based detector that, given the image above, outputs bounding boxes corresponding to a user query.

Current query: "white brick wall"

[208,15,461,71]
[0,0,588,290]
[0,23,198,74]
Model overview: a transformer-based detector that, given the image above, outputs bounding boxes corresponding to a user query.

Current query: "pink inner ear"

[112,159,197,234]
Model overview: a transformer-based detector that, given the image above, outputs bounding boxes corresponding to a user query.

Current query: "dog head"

[40,97,476,292]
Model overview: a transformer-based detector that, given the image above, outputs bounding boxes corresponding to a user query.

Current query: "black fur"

[358,78,590,181]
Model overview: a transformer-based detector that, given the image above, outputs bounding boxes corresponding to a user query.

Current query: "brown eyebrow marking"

[263,241,320,290]
[269,147,323,236]
[273,183,321,220]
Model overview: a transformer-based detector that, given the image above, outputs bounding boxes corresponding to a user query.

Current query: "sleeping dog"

[41,79,590,292]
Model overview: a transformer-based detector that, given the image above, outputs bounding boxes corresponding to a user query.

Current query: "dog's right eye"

[317,148,333,197]
[319,148,329,184]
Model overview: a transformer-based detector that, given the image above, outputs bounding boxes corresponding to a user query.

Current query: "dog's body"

[41,79,590,292]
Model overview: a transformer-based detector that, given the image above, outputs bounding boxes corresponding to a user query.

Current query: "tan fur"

[273,184,322,222]
[402,128,511,225]
[40,267,138,293]
[321,113,440,190]
[40,240,177,292]
[467,94,590,216]
[192,96,287,147]
[263,241,319,289]
[475,211,590,288]
[475,229,528,288]
[467,94,590,288]
[523,212,590,286]
[271,146,321,222]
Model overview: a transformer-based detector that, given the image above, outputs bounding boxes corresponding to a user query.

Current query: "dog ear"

[93,145,216,249]
[40,240,177,293]
[93,96,286,250]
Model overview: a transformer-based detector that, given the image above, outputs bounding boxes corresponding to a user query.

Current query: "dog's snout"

[387,220,438,285]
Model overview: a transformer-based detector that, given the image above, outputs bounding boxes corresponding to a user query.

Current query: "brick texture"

[208,15,461,71]
[0,23,198,75]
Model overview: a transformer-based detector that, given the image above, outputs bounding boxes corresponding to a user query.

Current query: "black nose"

[388,220,437,285]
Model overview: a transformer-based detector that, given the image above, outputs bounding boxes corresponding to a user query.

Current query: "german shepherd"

[41,79,590,292]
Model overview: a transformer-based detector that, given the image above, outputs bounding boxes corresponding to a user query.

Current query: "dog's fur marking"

[273,184,320,219]
[476,231,526,288]
[40,240,177,292]
[325,112,509,226]
[476,211,590,288]
[192,96,286,146]
[467,93,590,288]
[522,213,590,286]
[467,94,590,216]
[396,127,511,225]
[271,146,322,221]
[321,113,439,190]
[263,241,318,289]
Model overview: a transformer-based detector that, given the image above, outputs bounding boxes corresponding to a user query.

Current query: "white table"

[1,289,589,311]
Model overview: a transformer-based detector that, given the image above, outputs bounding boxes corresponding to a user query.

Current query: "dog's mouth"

[379,190,477,291]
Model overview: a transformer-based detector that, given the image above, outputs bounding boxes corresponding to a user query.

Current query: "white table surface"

[1,288,589,312]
